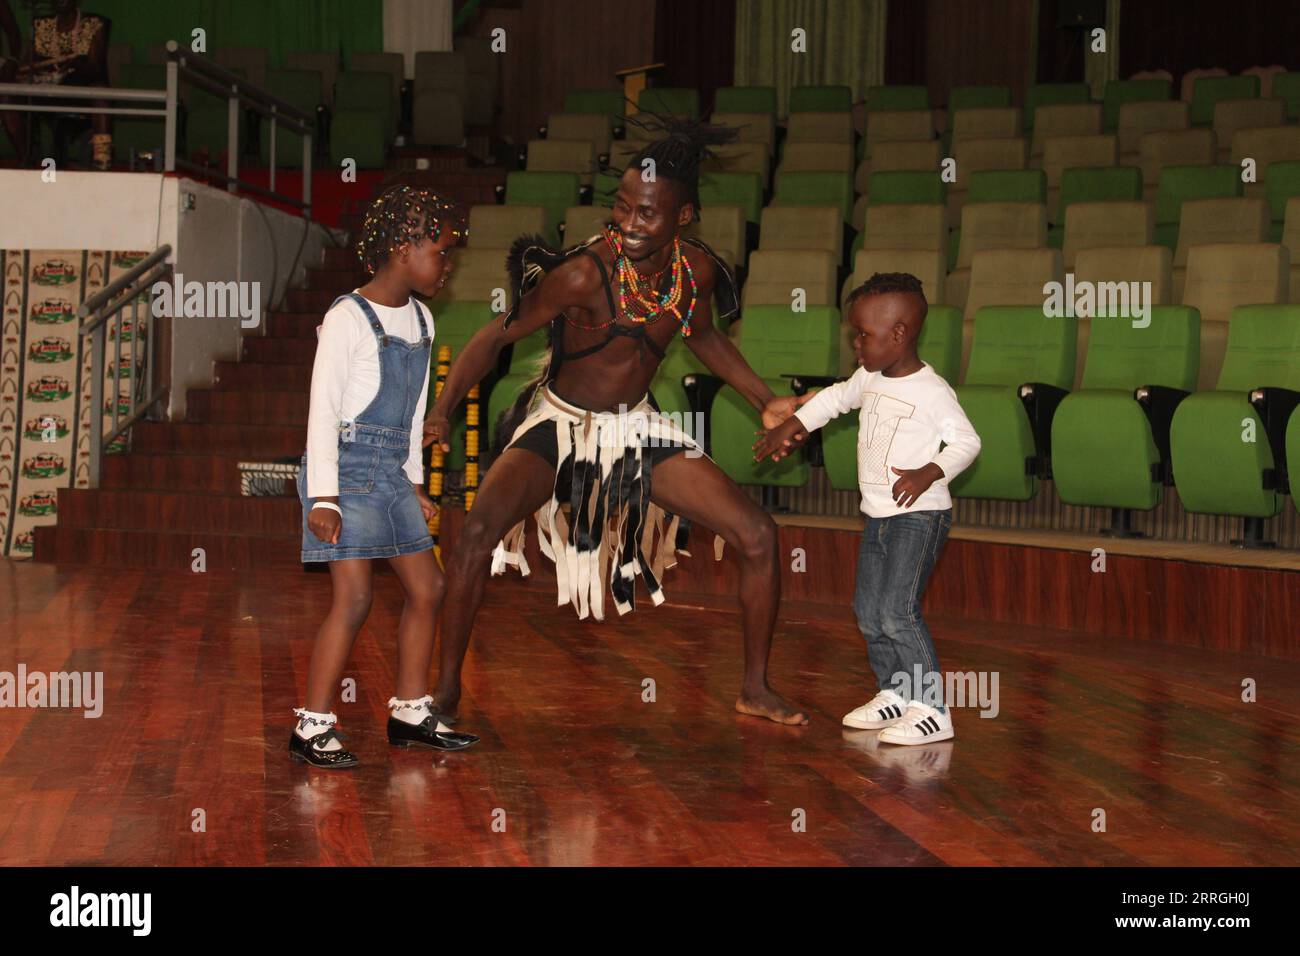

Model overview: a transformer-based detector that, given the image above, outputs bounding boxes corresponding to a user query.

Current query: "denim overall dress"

[299,292,434,561]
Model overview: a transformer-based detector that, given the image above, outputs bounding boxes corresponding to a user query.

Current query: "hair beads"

[356,185,469,276]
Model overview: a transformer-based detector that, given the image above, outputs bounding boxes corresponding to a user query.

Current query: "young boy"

[754,272,980,745]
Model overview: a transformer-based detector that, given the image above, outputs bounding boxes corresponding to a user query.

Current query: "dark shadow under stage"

[1,556,1297,867]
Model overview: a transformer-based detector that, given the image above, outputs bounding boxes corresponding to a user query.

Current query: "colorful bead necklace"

[604,225,698,338]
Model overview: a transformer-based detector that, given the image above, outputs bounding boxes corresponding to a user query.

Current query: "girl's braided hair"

[355,184,468,276]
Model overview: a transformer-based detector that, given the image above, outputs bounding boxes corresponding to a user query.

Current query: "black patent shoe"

[288,726,359,769]
[387,714,479,751]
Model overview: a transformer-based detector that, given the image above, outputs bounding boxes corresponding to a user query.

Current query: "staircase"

[34,167,504,571]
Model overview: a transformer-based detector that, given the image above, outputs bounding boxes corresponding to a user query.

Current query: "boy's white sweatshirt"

[793,362,981,518]
[304,293,433,498]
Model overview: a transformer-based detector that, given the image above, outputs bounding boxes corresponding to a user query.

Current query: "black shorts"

[509,420,692,470]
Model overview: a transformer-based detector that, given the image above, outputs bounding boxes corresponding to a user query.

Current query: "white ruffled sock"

[293,707,343,751]
[388,694,454,733]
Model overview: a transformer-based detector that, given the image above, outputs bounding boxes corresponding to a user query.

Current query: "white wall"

[0,170,336,419]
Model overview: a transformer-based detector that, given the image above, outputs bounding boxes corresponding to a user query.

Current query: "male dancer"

[424,116,811,725]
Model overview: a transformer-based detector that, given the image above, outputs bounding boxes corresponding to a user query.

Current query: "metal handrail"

[0,40,312,216]
[78,245,173,487]
[165,41,313,128]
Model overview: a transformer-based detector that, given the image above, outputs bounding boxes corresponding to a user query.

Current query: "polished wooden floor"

[1,558,1297,866]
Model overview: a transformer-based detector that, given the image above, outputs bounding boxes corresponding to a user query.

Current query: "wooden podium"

[615,62,665,115]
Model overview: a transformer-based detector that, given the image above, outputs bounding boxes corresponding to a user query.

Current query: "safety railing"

[77,244,171,488]
[0,38,312,216]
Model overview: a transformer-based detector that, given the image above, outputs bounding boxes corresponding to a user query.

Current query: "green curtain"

[13,0,385,67]
[734,0,887,118]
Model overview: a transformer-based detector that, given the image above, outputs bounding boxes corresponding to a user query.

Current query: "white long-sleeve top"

[304,292,433,498]
[794,362,982,518]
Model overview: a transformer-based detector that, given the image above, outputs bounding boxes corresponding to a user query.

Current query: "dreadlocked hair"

[845,271,929,313]
[355,184,468,276]
[621,109,739,222]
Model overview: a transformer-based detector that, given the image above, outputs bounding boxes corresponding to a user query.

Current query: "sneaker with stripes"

[877,701,954,745]
[842,689,909,730]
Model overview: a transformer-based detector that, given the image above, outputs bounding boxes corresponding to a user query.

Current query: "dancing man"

[423,115,811,726]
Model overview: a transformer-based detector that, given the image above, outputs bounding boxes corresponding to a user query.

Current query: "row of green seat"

[466,304,1300,539]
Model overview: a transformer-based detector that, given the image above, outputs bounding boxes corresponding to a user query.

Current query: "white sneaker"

[842,689,909,730]
[877,701,954,745]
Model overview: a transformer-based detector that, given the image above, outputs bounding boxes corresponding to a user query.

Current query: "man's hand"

[414,484,439,523]
[753,416,810,462]
[760,391,817,430]
[422,412,451,451]
[890,463,945,509]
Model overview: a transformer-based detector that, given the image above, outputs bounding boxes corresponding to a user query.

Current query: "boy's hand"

[414,484,440,523]
[890,463,945,508]
[761,391,817,430]
[422,412,452,451]
[753,416,809,462]
[308,505,341,544]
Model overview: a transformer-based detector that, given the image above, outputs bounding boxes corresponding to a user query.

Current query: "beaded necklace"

[566,226,697,336]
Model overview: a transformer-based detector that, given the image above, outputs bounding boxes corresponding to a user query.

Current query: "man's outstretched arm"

[681,258,774,412]
[423,254,598,448]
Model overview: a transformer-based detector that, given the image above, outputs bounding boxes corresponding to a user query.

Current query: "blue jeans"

[853,509,952,713]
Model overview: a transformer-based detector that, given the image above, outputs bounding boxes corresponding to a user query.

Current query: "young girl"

[292,185,479,768]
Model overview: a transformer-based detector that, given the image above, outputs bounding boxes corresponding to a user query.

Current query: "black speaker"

[1057,0,1106,29]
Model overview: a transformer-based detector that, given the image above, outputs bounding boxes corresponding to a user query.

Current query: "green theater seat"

[1273,73,1300,122]
[1189,75,1259,127]
[866,170,947,206]
[505,171,580,246]
[1168,305,1300,545]
[1102,79,1171,131]
[715,86,777,116]
[737,305,840,379]
[949,85,1012,119]
[792,85,853,113]
[335,71,394,140]
[1153,164,1242,249]
[772,171,854,224]
[968,170,1047,205]
[329,110,385,169]
[564,89,625,126]
[711,379,810,487]
[918,305,963,382]
[1050,307,1200,519]
[699,171,763,225]
[1264,161,1300,235]
[1025,83,1091,132]
[948,306,1077,501]
[864,85,928,113]
[260,69,321,168]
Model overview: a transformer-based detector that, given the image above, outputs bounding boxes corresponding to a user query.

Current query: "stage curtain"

[23,0,386,66]
[733,0,886,118]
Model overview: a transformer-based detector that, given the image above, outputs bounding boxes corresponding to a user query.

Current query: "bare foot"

[735,688,810,726]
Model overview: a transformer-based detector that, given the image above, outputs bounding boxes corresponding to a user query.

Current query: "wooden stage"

[1,556,1297,867]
